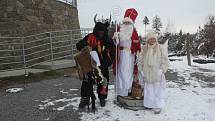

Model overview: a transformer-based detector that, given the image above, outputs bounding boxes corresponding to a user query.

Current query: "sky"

[75,0,215,35]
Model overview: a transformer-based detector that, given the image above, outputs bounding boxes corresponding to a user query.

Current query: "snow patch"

[6,88,24,93]
[69,89,79,91]
[43,118,50,121]
[39,97,80,111]
[54,83,63,86]
[60,89,69,94]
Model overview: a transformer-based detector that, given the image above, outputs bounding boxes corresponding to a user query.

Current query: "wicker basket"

[131,81,143,98]
[131,86,143,98]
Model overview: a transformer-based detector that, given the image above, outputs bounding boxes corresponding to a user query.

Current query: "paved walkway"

[0,59,76,78]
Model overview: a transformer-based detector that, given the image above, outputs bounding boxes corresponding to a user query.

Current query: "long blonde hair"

[142,33,162,83]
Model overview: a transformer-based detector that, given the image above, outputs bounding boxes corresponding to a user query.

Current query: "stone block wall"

[0,0,80,37]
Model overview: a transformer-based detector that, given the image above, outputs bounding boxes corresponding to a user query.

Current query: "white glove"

[112,32,119,40]
[112,32,120,45]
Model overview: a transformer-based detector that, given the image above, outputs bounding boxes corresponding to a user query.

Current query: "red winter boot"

[100,86,107,95]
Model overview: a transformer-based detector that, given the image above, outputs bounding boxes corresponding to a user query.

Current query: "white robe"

[137,40,169,108]
[143,70,166,108]
[116,39,135,96]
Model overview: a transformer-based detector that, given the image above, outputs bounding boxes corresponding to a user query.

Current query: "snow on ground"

[69,89,79,91]
[37,56,215,121]
[60,88,79,94]
[80,56,215,121]
[60,89,69,94]
[6,88,24,93]
[38,88,80,111]
[38,97,80,111]
[80,85,215,121]
[169,56,215,76]
[38,84,215,121]
[169,56,215,87]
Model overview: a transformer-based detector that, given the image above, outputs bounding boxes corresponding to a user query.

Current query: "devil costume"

[76,21,115,109]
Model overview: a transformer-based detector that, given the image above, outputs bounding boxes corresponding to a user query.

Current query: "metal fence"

[0,28,92,73]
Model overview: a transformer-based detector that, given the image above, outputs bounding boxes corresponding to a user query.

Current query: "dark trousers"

[81,68,109,100]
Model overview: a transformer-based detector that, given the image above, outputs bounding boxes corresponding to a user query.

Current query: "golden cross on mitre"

[127,8,137,18]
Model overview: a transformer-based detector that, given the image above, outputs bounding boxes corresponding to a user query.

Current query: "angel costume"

[137,32,170,112]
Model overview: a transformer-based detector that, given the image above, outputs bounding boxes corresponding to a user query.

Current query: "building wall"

[0,0,80,37]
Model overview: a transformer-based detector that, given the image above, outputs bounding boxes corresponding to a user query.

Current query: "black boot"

[100,99,106,107]
[92,99,95,110]
[91,94,96,110]
[79,97,90,110]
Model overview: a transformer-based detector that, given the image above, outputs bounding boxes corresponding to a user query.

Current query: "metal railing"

[0,28,93,73]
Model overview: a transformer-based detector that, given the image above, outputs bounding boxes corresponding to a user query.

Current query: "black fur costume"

[76,22,115,109]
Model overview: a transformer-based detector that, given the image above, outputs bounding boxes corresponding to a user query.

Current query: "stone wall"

[0,0,80,37]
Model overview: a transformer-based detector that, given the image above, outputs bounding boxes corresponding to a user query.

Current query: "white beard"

[145,44,160,66]
[143,43,162,83]
[119,24,133,41]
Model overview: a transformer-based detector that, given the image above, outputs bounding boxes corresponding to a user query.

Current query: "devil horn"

[94,14,98,23]
[109,14,112,23]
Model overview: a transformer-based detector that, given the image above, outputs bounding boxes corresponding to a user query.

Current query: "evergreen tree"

[143,16,149,40]
[197,15,215,57]
[175,29,185,54]
[152,15,162,32]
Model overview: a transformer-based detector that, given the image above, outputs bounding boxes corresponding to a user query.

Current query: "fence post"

[49,32,54,68]
[70,30,74,59]
[21,37,27,75]
[71,0,74,6]
[186,33,191,66]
